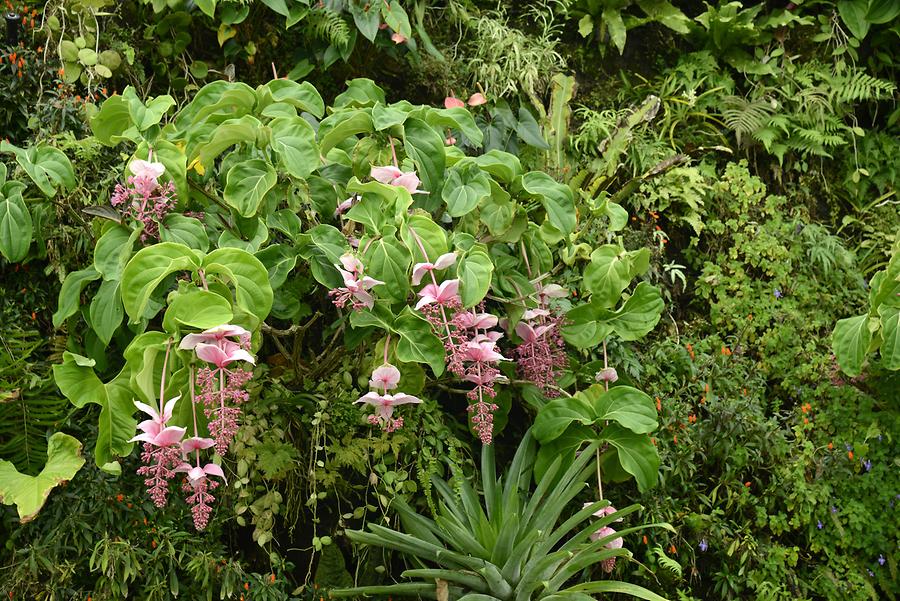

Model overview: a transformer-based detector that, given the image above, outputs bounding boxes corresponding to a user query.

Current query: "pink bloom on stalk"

[515,321,553,344]
[444,95,465,109]
[332,261,384,311]
[130,397,186,447]
[176,462,227,487]
[391,32,407,44]
[467,93,487,106]
[356,391,422,433]
[129,158,166,182]
[415,279,460,309]
[195,341,255,368]
[473,331,503,344]
[370,166,427,194]
[339,254,364,275]
[595,367,619,383]
[182,436,216,454]
[463,340,508,363]
[455,311,499,329]
[335,195,358,216]
[370,364,401,391]
[535,283,567,303]
[522,308,551,321]
[411,252,457,285]
[179,324,252,352]
[583,502,624,572]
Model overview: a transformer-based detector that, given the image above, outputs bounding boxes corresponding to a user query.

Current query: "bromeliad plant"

[332,430,671,600]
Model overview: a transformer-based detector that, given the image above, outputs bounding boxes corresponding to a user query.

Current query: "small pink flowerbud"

[596,367,618,383]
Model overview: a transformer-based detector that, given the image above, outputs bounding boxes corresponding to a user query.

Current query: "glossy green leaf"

[584,245,631,309]
[601,424,659,491]
[363,231,411,302]
[876,304,899,370]
[403,117,445,197]
[89,279,123,346]
[533,395,596,442]
[93,225,137,281]
[443,162,492,217]
[519,171,576,234]
[52,353,136,470]
[196,115,263,167]
[394,308,445,376]
[1,142,75,198]
[223,159,277,217]
[202,247,274,321]
[160,214,209,252]
[319,111,375,155]
[598,282,663,341]
[457,248,493,308]
[163,289,234,332]
[0,432,85,523]
[832,313,872,377]
[473,150,522,183]
[269,116,319,179]
[0,192,32,262]
[53,268,101,327]
[585,385,657,434]
[121,242,201,323]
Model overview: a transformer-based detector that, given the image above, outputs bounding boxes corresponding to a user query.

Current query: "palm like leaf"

[332,431,670,600]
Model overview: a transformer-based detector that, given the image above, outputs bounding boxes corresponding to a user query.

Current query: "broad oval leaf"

[223,159,277,217]
[121,242,200,323]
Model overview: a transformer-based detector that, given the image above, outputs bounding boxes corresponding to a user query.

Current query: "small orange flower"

[151,539,157,548]
[10,52,16,62]
[655,397,662,412]
[127,502,132,508]
[688,414,696,424]
[669,544,676,554]
[803,418,809,424]
[16,71,22,78]
[36,45,42,53]
[700,396,706,405]
[744,481,751,487]
[30,311,35,320]
[828,442,833,450]
[654,225,661,231]
[673,435,678,444]
[721,346,732,356]
[270,573,276,583]
[58,67,64,77]
[642,535,648,544]
[102,87,108,95]
[848,451,854,460]
[116,493,124,502]
[651,437,657,446]
[143,517,148,525]
[704,383,710,393]
[742,387,747,396]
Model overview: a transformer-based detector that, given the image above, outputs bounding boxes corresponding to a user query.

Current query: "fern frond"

[721,96,775,144]
[832,71,896,104]
[306,7,351,48]
[652,546,683,578]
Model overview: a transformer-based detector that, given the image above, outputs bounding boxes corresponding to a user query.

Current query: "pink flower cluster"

[584,502,624,573]
[356,363,422,432]
[181,325,255,456]
[514,283,568,397]
[110,155,176,242]
[329,254,384,312]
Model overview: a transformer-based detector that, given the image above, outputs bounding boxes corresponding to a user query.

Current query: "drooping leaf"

[0,432,85,523]
[121,243,201,323]
[832,314,873,377]
[223,159,277,217]
[0,192,32,261]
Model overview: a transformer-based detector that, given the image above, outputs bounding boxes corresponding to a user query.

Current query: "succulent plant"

[331,431,671,600]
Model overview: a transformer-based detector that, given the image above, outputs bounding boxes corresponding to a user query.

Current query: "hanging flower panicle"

[356,362,422,432]
[583,502,624,573]
[131,395,186,507]
[515,281,568,396]
[329,254,384,311]
[110,153,176,242]
[182,324,255,455]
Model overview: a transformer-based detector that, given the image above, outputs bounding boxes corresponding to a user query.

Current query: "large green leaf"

[163,289,234,333]
[319,111,374,155]
[394,308,445,376]
[443,162,492,217]
[93,225,137,281]
[53,268,101,327]
[160,214,209,251]
[832,314,873,377]
[877,304,899,370]
[202,247,274,321]
[584,245,631,309]
[519,172,576,234]
[457,247,493,308]
[269,116,319,179]
[121,242,201,323]
[258,79,324,117]
[403,117,446,197]
[423,107,483,147]
[196,115,263,167]
[401,215,448,263]
[0,192,32,261]
[91,94,138,145]
[597,282,663,341]
[89,279,124,346]
[585,385,657,434]
[363,230,411,302]
[223,159,277,217]
[601,424,659,491]
[122,87,176,131]
[837,0,870,39]
[533,395,596,443]
[0,432,85,523]
[52,353,136,471]
[1,142,75,198]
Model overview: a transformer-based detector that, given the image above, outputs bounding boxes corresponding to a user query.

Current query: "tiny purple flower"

[699,539,708,552]
[831,505,838,514]
[844,443,853,451]
[773,288,783,299]
[863,459,872,472]
[817,520,823,529]
[878,555,885,566]
[868,569,875,577]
